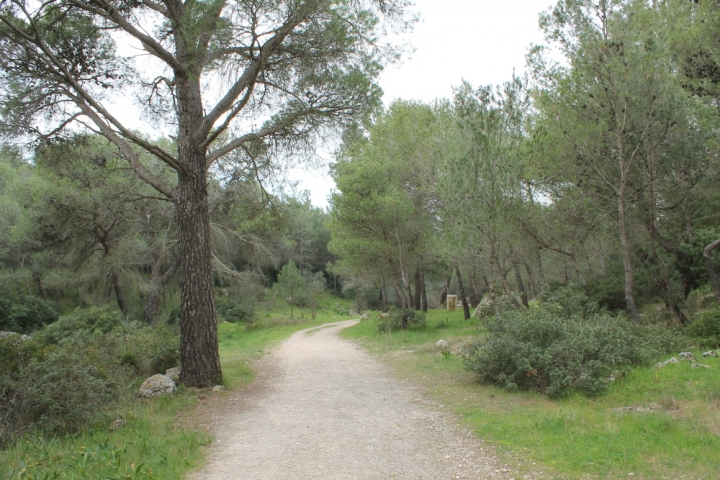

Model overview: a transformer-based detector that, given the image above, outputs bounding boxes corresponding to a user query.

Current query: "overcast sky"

[294,0,555,209]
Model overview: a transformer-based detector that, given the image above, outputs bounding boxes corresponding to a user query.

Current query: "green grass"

[0,389,209,479]
[343,309,720,478]
[0,295,356,479]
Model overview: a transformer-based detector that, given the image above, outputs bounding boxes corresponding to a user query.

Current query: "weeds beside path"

[342,310,720,479]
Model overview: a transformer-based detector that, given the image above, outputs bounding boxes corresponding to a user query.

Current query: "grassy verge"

[1,296,355,479]
[342,309,720,478]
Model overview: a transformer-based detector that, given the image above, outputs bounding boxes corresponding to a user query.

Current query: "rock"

[435,339,449,351]
[654,357,680,368]
[702,350,717,358]
[111,419,125,430]
[378,313,389,319]
[165,366,181,384]
[359,313,370,321]
[138,374,176,399]
[213,385,226,392]
[691,363,710,369]
[679,352,695,362]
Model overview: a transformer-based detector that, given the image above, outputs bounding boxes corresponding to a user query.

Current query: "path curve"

[189,320,509,479]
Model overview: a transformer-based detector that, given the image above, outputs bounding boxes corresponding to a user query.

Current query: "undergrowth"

[342,305,720,478]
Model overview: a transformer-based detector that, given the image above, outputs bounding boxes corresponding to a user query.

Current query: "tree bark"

[469,265,481,307]
[483,275,500,316]
[454,264,471,320]
[510,247,529,307]
[176,74,222,388]
[413,267,422,311]
[420,260,427,313]
[111,270,130,316]
[618,176,640,323]
[144,259,180,324]
[380,274,388,312]
[439,272,452,306]
[704,239,720,305]
[570,251,588,288]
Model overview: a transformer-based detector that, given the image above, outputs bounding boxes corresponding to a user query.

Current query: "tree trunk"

[483,275,500,316]
[469,265,481,307]
[523,261,537,299]
[413,267,422,311]
[570,251,588,288]
[380,274,388,312]
[420,260,427,313]
[510,247,529,307]
[704,239,720,305]
[33,272,48,301]
[439,272,452,306]
[176,74,221,387]
[111,270,130,316]
[618,179,640,323]
[144,259,180,324]
[454,264,471,320]
[177,168,222,386]
[536,246,545,284]
[393,273,408,309]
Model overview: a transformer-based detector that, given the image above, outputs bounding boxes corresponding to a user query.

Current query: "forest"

[2,0,720,476]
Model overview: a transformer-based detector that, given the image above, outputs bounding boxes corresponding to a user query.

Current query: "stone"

[654,357,680,368]
[691,363,710,369]
[378,313,389,319]
[435,339,449,351]
[359,313,370,321]
[679,352,695,362]
[138,374,176,399]
[213,385,226,392]
[702,350,717,358]
[165,366,181,384]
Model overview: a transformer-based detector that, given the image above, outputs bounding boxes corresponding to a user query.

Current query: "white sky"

[109,1,555,209]
[294,0,555,209]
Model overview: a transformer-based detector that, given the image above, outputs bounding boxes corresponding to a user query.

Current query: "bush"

[0,308,180,446]
[217,297,256,326]
[539,283,598,319]
[36,306,123,344]
[333,303,349,315]
[0,337,109,446]
[687,307,720,348]
[465,301,686,398]
[0,293,60,334]
[376,309,426,332]
[355,285,382,312]
[587,274,628,312]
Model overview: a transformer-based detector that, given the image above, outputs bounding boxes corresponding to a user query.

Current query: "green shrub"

[687,307,720,348]
[333,303,349,315]
[0,338,109,446]
[355,285,382,312]
[0,294,60,334]
[36,307,123,344]
[539,283,598,319]
[465,304,686,398]
[0,309,180,446]
[217,297,256,326]
[587,274,628,312]
[376,309,426,332]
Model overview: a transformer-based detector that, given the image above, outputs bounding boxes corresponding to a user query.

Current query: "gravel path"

[188,320,510,480]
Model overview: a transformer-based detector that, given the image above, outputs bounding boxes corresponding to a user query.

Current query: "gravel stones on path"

[188,320,509,480]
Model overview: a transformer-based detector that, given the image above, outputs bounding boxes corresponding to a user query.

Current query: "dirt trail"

[188,320,509,480]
